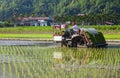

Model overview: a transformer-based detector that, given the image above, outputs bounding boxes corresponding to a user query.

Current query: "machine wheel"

[71,37,79,47]
[78,35,87,46]
[71,39,77,47]
[72,35,87,47]
[61,40,67,47]
[61,39,70,47]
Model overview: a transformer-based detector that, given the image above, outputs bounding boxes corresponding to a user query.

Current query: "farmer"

[62,22,80,38]
[71,22,79,34]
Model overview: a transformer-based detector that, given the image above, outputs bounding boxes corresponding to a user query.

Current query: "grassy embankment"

[0,25,120,40]
[0,26,53,40]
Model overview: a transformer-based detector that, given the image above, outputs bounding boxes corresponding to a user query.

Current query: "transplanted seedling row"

[0,46,119,78]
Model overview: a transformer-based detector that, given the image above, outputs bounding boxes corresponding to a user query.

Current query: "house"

[0,21,2,26]
[17,17,53,26]
[105,21,114,25]
[77,13,85,16]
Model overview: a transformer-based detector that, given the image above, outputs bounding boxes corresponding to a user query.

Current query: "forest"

[0,0,120,20]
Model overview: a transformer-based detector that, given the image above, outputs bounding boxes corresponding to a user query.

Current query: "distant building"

[0,21,3,27]
[17,17,53,26]
[77,13,85,16]
[105,21,114,25]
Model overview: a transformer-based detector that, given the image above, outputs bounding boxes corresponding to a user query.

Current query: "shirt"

[72,25,79,32]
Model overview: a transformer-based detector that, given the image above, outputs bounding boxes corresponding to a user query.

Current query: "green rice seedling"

[23,73,26,78]
[12,46,16,56]
[26,66,32,78]
[2,62,6,78]
[16,46,24,56]
[13,61,18,77]
[16,71,20,78]
[8,63,12,78]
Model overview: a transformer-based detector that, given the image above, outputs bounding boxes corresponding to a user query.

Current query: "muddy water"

[0,40,54,46]
[107,41,120,48]
[0,40,120,48]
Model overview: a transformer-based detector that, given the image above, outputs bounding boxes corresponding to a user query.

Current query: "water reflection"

[53,47,120,71]
[107,44,120,48]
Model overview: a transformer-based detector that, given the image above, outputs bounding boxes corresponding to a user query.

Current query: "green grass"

[104,34,120,40]
[0,26,53,34]
[0,26,53,31]
[0,34,53,38]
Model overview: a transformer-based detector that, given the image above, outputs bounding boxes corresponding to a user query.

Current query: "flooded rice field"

[0,40,119,78]
[0,40,120,48]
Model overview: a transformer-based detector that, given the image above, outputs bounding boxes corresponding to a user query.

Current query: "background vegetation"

[54,14,120,25]
[0,0,120,20]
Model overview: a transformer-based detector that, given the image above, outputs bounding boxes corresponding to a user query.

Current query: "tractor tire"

[61,39,68,47]
[72,41,77,47]
[72,35,87,47]
[71,36,79,47]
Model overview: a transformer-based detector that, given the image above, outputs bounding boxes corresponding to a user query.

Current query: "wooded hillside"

[0,0,120,20]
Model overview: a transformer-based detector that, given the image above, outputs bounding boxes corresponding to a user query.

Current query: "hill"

[0,0,120,20]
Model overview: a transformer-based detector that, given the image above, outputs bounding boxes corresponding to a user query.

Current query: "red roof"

[17,17,50,20]
[28,17,49,20]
